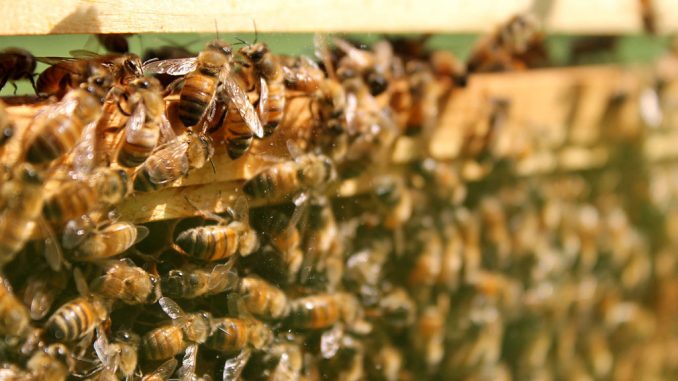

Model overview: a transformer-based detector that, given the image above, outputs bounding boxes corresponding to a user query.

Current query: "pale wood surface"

[1,0,678,35]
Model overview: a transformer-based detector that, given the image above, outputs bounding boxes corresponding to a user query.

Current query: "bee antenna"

[234,37,248,47]
[214,19,220,40]
[252,19,258,44]
[209,158,217,176]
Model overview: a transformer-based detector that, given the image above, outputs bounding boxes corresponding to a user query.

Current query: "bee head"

[207,40,232,57]
[114,330,141,346]
[240,42,267,63]
[146,274,162,304]
[123,55,144,78]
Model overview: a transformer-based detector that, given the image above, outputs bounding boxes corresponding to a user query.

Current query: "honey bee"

[403,60,440,136]
[333,37,392,96]
[93,328,140,380]
[285,292,360,330]
[141,358,178,381]
[90,258,161,304]
[143,40,263,138]
[364,345,403,381]
[64,218,149,262]
[162,262,239,299]
[171,197,258,262]
[205,317,272,353]
[141,297,212,360]
[45,268,109,342]
[21,267,68,320]
[299,195,343,291]
[410,300,447,373]
[0,275,32,340]
[467,13,548,73]
[239,42,286,136]
[23,87,102,164]
[25,343,75,381]
[116,76,173,168]
[36,51,142,98]
[282,55,325,93]
[238,276,288,320]
[132,131,214,192]
[43,167,132,226]
[243,140,336,201]
[96,34,132,54]
[247,341,303,381]
[0,47,37,93]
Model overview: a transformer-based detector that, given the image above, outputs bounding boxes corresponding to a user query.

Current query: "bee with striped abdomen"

[92,328,140,380]
[238,276,288,321]
[90,258,161,304]
[285,292,360,331]
[63,217,149,262]
[204,317,272,354]
[162,262,239,299]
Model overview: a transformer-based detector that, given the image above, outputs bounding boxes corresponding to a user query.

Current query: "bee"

[23,87,103,164]
[116,76,173,168]
[141,297,212,360]
[299,195,343,291]
[143,40,263,138]
[142,45,195,88]
[205,317,272,353]
[285,292,360,330]
[25,343,75,381]
[45,268,109,342]
[0,47,37,93]
[371,176,412,253]
[244,341,303,381]
[243,140,336,201]
[410,298,448,373]
[282,55,325,93]
[132,131,214,192]
[239,42,286,136]
[141,358,178,381]
[43,167,132,226]
[467,13,548,73]
[0,275,32,340]
[90,258,161,304]
[365,345,403,381]
[333,37,392,96]
[403,60,440,136]
[171,197,258,262]
[162,262,239,299]
[96,34,132,54]
[63,218,150,262]
[36,51,142,98]
[21,267,68,320]
[238,276,288,320]
[0,164,56,266]
[93,328,140,380]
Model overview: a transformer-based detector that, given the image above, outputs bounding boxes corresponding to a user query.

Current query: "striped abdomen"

[239,277,288,320]
[26,115,84,164]
[46,297,106,342]
[118,122,160,167]
[261,75,285,136]
[204,318,249,353]
[242,163,299,199]
[133,154,185,192]
[286,295,340,330]
[142,325,186,360]
[174,225,239,261]
[179,71,217,127]
[223,103,253,159]
[43,180,97,225]
[74,222,139,261]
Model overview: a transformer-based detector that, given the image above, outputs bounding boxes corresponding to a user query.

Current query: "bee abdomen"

[175,226,238,262]
[118,125,160,167]
[26,118,79,164]
[142,325,186,360]
[46,298,97,341]
[204,319,248,353]
[179,74,215,127]
[43,183,96,224]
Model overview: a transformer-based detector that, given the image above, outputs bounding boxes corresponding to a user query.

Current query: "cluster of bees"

[0,12,676,381]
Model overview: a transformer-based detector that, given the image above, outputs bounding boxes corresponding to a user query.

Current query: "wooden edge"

[1,0,678,35]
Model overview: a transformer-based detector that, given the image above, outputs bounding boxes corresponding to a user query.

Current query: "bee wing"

[39,217,66,272]
[69,49,102,59]
[158,114,177,143]
[70,121,99,179]
[73,267,90,296]
[134,225,150,244]
[333,37,373,68]
[222,348,251,381]
[145,140,190,185]
[177,344,198,380]
[142,57,198,76]
[258,77,269,126]
[150,358,179,379]
[286,139,304,161]
[207,264,239,293]
[222,77,264,138]
[34,56,78,65]
[124,101,146,139]
[159,296,185,319]
[314,33,335,80]
[320,324,344,359]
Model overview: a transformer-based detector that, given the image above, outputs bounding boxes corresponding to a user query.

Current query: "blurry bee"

[285,292,360,330]
[299,195,343,291]
[365,345,403,381]
[467,13,548,73]
[205,317,272,353]
[43,167,132,226]
[143,40,263,138]
[23,87,102,164]
[142,297,212,360]
[162,262,239,299]
[116,76,172,168]
[238,276,288,320]
[374,288,416,330]
[240,42,286,136]
[246,341,303,381]
[372,176,412,232]
[90,258,161,304]
[21,267,68,320]
[405,228,443,302]
[133,131,214,192]
[26,343,75,381]
[63,218,150,262]
[96,34,132,54]
[0,275,32,340]
[243,140,336,201]
[317,328,365,381]
[0,101,14,151]
[333,37,391,96]
[282,55,325,93]
[0,164,53,265]
[141,358,178,381]
[92,328,140,380]
[45,268,109,342]
[404,60,440,136]
[171,197,258,262]
[0,47,37,93]
[37,52,142,99]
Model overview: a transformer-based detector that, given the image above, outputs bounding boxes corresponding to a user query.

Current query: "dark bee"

[96,34,132,54]
[0,47,37,93]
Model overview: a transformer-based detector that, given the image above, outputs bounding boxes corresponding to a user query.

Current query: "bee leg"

[10,81,17,95]
[28,74,38,95]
